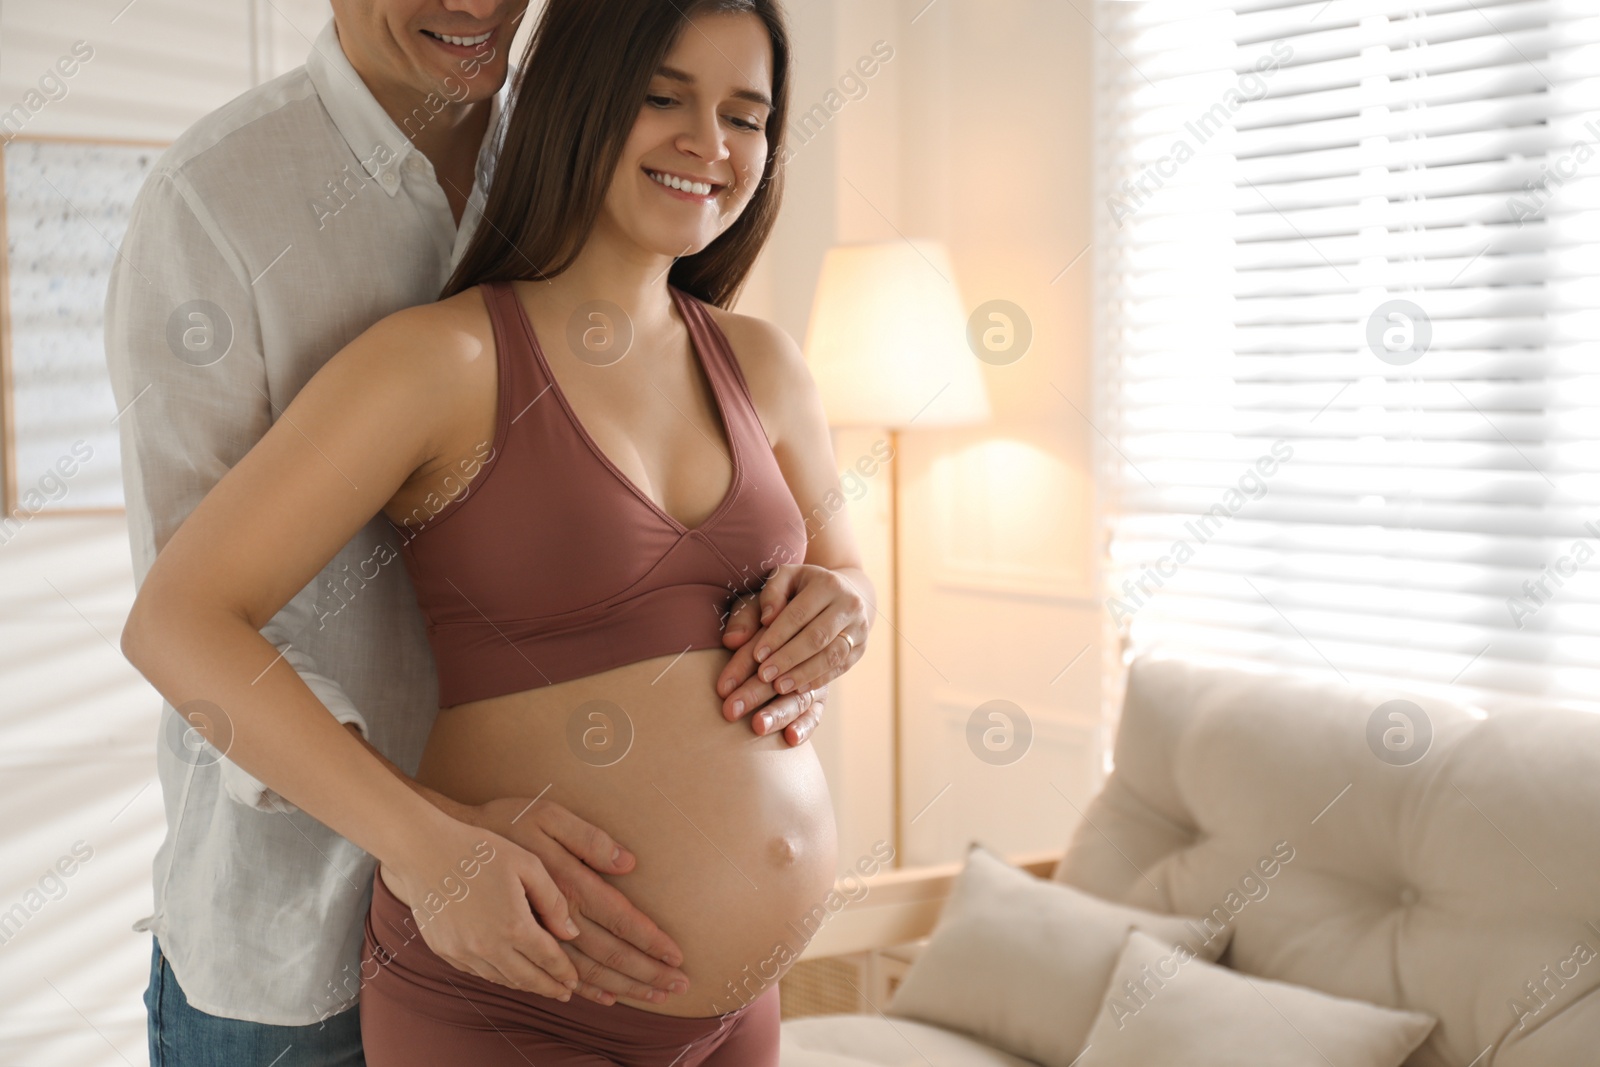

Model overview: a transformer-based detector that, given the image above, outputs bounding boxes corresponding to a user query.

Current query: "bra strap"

[478,279,544,414]
[675,288,759,427]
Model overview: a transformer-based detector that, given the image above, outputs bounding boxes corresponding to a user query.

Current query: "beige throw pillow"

[1076,931,1437,1066]
[886,843,1231,1067]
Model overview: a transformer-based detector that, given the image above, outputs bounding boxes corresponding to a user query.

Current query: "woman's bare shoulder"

[702,304,815,396]
[295,287,498,476]
[356,286,497,379]
[702,303,825,451]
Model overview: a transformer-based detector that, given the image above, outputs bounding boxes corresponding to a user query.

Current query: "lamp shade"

[802,240,991,429]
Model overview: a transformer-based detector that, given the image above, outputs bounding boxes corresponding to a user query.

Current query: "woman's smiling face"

[599,10,775,260]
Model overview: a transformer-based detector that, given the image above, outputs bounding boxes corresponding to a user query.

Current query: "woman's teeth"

[648,170,715,197]
[425,30,492,46]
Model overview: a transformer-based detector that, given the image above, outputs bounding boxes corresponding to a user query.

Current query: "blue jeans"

[144,938,365,1066]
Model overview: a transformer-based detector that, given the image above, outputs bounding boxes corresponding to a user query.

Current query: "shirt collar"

[305,16,513,199]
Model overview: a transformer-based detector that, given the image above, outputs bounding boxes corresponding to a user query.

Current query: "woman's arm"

[119,301,587,1001]
[708,313,877,729]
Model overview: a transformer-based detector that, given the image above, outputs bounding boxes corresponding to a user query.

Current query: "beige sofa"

[781,652,1600,1066]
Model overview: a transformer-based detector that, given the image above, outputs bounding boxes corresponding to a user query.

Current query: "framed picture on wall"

[0,135,166,520]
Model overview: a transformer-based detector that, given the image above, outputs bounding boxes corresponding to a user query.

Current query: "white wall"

[0,4,326,1064]
[741,0,1099,869]
[0,1,1093,1062]
[891,0,1100,865]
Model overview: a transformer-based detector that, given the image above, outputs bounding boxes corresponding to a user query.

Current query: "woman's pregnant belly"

[411,647,840,1018]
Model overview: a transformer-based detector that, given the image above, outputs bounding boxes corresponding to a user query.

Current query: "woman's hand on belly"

[464,795,692,1006]
[716,564,872,744]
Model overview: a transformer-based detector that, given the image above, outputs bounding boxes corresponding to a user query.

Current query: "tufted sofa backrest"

[1054,652,1600,1067]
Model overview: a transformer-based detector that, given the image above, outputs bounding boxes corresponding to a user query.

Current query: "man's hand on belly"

[464,796,693,1007]
[339,725,691,1007]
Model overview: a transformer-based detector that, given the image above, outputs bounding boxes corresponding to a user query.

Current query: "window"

[1094,0,1600,712]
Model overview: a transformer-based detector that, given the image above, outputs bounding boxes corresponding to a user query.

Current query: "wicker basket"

[777,943,924,1020]
[778,954,866,1019]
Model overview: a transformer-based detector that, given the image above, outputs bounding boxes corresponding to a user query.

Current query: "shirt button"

[406,155,427,175]
[381,170,399,191]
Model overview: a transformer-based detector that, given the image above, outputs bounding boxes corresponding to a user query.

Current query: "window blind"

[1094,0,1600,713]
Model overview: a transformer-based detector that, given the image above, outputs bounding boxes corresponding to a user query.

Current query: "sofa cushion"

[1075,930,1436,1066]
[885,843,1231,1066]
[1056,652,1600,1067]
[782,1014,1043,1067]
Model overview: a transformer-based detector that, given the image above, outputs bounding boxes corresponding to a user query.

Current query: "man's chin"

[412,40,510,89]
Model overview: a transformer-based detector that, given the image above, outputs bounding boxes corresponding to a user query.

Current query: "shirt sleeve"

[105,167,367,815]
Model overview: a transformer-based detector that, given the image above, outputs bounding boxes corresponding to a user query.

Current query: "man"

[105,2,827,1063]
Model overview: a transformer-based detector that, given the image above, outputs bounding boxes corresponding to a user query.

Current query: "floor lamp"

[802,240,991,867]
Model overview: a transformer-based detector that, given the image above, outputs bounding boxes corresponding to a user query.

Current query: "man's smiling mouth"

[421,29,494,48]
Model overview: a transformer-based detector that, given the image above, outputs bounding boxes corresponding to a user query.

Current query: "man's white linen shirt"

[105,17,511,1025]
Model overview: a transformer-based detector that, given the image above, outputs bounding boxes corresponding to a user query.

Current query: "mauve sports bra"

[385,280,809,709]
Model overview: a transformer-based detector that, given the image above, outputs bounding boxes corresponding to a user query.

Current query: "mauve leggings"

[358,867,781,1066]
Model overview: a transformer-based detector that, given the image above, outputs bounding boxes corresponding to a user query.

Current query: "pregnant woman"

[122,0,872,1063]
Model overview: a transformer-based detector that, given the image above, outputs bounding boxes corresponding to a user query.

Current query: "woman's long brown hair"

[440,0,792,309]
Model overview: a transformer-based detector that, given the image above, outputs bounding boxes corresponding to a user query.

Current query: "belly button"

[770,833,801,867]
